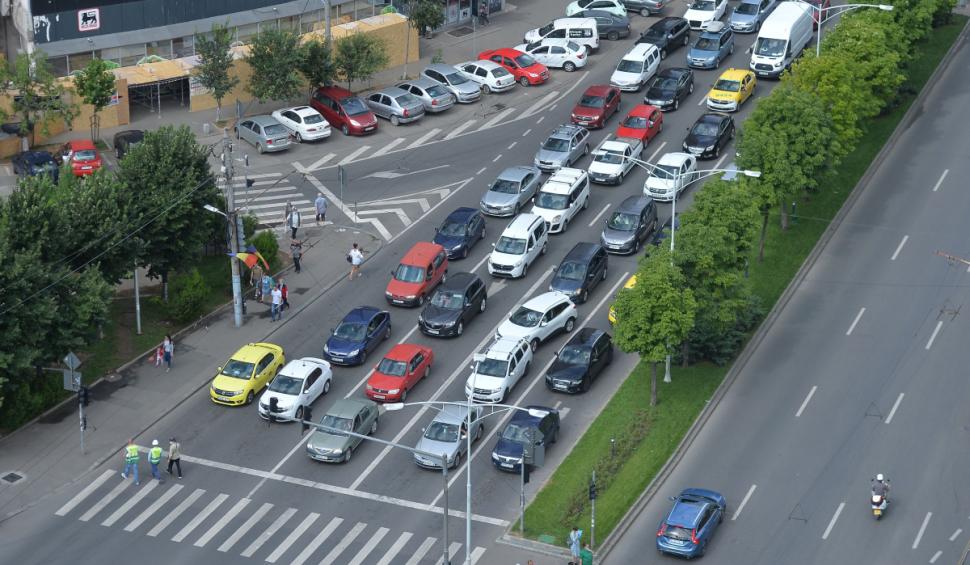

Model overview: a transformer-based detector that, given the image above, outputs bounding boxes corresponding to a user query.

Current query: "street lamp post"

[792,0,893,57]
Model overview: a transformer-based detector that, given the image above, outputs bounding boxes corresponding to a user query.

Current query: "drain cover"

[448,26,474,37]
[2,472,24,484]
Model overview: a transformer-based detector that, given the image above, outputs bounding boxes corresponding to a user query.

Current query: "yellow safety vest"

[149,446,163,464]
[125,445,139,463]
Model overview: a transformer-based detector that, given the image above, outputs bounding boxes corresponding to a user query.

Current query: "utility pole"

[222,128,243,328]
[133,260,142,335]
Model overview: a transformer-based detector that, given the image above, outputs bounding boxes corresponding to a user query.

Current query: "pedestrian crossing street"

[56,469,488,565]
[218,172,318,229]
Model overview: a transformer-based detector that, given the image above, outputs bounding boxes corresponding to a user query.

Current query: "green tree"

[819,12,905,112]
[194,23,239,122]
[690,179,761,267]
[403,0,444,76]
[613,248,697,406]
[297,37,336,97]
[0,50,79,150]
[245,29,305,102]
[334,33,389,89]
[73,58,116,142]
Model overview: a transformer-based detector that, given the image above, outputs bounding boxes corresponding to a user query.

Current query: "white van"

[524,18,600,53]
[748,2,813,78]
[532,167,591,234]
[488,213,549,278]
[610,43,661,91]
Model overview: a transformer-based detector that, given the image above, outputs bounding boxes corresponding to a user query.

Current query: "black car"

[491,405,560,472]
[11,150,59,181]
[113,129,145,159]
[418,272,487,337]
[432,207,487,260]
[636,17,690,59]
[644,67,694,111]
[580,10,632,41]
[600,195,658,254]
[683,112,735,160]
[550,242,608,303]
[545,328,614,393]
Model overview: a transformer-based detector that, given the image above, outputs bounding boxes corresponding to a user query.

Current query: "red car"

[570,85,621,129]
[478,48,550,86]
[803,0,830,29]
[385,241,449,307]
[616,104,664,144]
[61,139,102,177]
[365,343,434,402]
[309,85,378,136]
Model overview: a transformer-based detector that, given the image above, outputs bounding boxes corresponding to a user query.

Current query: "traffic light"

[301,406,313,434]
[588,480,597,501]
[268,397,279,423]
[78,386,90,407]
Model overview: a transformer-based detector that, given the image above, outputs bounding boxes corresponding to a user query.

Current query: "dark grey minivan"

[549,242,609,304]
[600,195,658,254]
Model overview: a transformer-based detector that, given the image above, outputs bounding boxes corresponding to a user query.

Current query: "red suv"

[385,242,449,307]
[309,86,378,136]
[478,48,550,86]
[571,85,621,129]
[61,139,103,177]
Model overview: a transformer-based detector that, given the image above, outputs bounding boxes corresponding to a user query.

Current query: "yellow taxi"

[608,274,638,325]
[210,342,285,406]
[705,68,756,113]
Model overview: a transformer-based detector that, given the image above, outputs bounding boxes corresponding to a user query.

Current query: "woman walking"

[162,335,174,372]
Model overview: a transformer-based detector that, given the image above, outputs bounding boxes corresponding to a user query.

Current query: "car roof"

[326,398,372,419]
[279,358,329,379]
[480,47,524,58]
[113,129,144,141]
[530,38,577,48]
[67,139,96,150]
[716,68,751,81]
[658,67,691,79]
[622,43,659,60]
[668,497,707,528]
[231,342,283,363]
[523,291,571,311]
[508,404,555,426]
[626,104,657,118]
[401,241,445,265]
[383,343,425,361]
[562,241,603,263]
[343,306,383,323]
[698,112,730,125]
[289,105,320,116]
[444,206,480,223]
[426,63,461,74]
[250,115,281,126]
[505,213,543,233]
[438,271,482,292]
[317,85,354,98]
[566,326,608,348]
[700,21,729,36]
[600,139,633,152]
[617,194,653,214]
[398,77,441,90]
[582,9,625,21]
[459,59,502,70]
[582,84,614,97]
[486,336,530,357]
[432,403,474,424]
[17,150,54,161]
[497,165,537,182]
[373,86,411,97]
[657,152,692,166]
[653,16,687,29]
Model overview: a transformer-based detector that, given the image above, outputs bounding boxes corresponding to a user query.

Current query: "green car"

[305,398,379,463]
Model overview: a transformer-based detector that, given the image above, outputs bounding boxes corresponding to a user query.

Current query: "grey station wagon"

[534,124,591,172]
[365,87,426,126]
[234,115,291,154]
[480,165,543,217]
[305,398,379,463]
[397,78,456,113]
[413,404,484,469]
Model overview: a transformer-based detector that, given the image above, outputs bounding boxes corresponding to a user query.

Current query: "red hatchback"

[61,139,102,177]
[366,344,434,402]
[385,241,449,307]
[571,85,621,129]
[616,104,664,144]
[309,85,378,136]
[478,48,550,86]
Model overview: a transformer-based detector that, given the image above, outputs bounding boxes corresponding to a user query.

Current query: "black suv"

[549,242,609,303]
[636,17,690,59]
[546,328,614,393]
[418,272,487,337]
[113,129,144,159]
[600,195,658,254]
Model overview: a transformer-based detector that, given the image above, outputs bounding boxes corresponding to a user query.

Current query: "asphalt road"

[606,20,970,565]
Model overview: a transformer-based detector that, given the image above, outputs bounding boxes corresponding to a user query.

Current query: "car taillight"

[690,529,699,545]
[656,523,667,537]
[578,52,585,59]
[432,98,438,106]
[403,108,410,118]
[267,139,274,145]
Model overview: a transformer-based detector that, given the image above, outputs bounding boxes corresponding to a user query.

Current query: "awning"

[111,60,191,87]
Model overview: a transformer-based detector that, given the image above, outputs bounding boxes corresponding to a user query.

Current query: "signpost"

[63,352,86,454]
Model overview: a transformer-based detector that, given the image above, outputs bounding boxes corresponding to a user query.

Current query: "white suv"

[643,151,697,201]
[497,292,578,351]
[258,358,333,421]
[531,168,590,234]
[610,43,661,91]
[488,213,549,278]
[465,336,533,403]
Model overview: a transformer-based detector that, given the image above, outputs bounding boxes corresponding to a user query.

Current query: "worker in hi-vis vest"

[148,439,164,481]
[120,438,140,486]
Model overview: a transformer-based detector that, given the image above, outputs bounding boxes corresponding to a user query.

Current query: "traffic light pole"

[590,470,597,549]
[222,128,243,328]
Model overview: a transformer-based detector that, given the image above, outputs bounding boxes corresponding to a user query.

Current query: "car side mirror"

[669,495,677,502]
[552,264,559,271]
[329,328,335,334]
[491,243,496,248]
[217,366,223,372]
[421,427,426,433]
[747,46,754,54]
[540,320,548,327]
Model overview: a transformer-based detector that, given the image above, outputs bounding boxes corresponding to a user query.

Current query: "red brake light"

[431,99,438,106]
[578,52,585,59]
[403,108,410,118]
[657,523,667,537]
[267,139,274,145]
[690,529,699,545]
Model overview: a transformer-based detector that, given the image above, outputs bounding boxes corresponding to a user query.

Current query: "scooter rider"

[872,474,890,499]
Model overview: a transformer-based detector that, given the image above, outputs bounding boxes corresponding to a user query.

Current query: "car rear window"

[665,525,693,541]
[264,124,288,136]
[73,150,97,161]
[303,113,325,124]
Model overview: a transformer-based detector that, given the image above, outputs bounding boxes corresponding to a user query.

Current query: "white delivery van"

[524,18,600,53]
[748,2,813,78]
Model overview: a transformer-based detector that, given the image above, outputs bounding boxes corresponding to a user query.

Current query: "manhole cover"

[2,472,24,484]
[491,103,507,111]
[448,26,474,37]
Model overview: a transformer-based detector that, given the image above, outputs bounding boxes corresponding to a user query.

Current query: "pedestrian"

[261,273,273,304]
[270,284,282,321]
[120,438,140,486]
[479,1,489,25]
[148,439,164,481]
[286,205,302,239]
[580,543,593,565]
[166,437,183,479]
[153,344,163,367]
[282,201,293,230]
[348,242,364,280]
[279,279,289,311]
[162,335,174,372]
[251,263,265,302]
[568,527,583,565]
[314,194,328,225]
[290,239,303,273]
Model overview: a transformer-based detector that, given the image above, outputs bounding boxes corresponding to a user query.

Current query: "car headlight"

[388,388,400,394]
[331,448,343,455]
[349,348,361,357]
[385,291,393,297]
[324,343,330,353]
[366,384,374,391]
[553,214,563,223]
[441,318,456,327]
[349,120,361,127]
[405,294,417,299]
[450,243,464,251]
[418,313,425,323]
[528,72,539,78]
[706,144,716,151]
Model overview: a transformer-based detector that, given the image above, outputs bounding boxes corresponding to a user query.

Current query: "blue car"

[11,150,60,181]
[433,207,487,260]
[656,488,726,558]
[323,306,391,366]
[686,22,734,69]
[491,405,560,472]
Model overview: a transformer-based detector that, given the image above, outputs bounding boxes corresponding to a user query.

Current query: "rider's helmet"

[876,474,885,482]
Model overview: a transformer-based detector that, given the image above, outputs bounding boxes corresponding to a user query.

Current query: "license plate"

[873,509,882,515]
[81,166,92,170]
[426,329,439,335]
[500,463,514,469]
[756,71,768,76]
[555,384,569,391]
[365,126,375,132]
[392,299,404,304]
[373,394,385,400]
[218,396,231,401]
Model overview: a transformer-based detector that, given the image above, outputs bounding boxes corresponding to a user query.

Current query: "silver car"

[413,404,484,469]
[365,87,425,126]
[398,78,456,113]
[730,0,776,32]
[534,124,591,172]
[421,63,482,104]
[600,194,658,254]
[480,165,542,217]
[234,115,291,154]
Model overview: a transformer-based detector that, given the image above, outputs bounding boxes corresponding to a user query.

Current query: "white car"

[488,213,549,278]
[515,39,588,72]
[270,106,332,142]
[588,137,643,185]
[455,60,516,94]
[643,152,698,201]
[531,167,590,234]
[465,337,533,403]
[496,292,578,351]
[684,0,729,30]
[610,43,661,92]
[566,0,627,18]
[258,358,333,421]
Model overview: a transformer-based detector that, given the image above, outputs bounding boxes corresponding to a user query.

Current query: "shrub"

[242,213,259,242]
[0,371,63,431]
[249,230,281,273]
[168,268,209,322]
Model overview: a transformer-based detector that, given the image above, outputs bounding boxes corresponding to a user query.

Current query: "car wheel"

[295,132,303,143]
[457,322,464,336]
[562,217,569,232]
[602,267,608,281]
[323,379,331,394]
[523,361,531,376]
[513,203,521,215]
[580,289,588,303]
[607,348,615,363]
[502,388,510,403]
[641,7,650,16]
[246,390,254,405]
[564,61,576,72]
[483,84,492,94]
[521,262,529,278]
[730,43,735,55]
[551,427,559,443]
[659,121,664,133]
[730,127,736,140]
[400,387,408,402]
[475,424,483,441]
[689,82,694,94]
[417,294,425,306]
[391,115,400,126]
[582,376,591,393]
[564,317,576,332]
[583,196,589,209]
[461,246,469,259]
[530,338,540,352]
[755,21,761,32]
[661,48,667,60]
[607,30,619,41]
[371,418,379,434]
[441,272,448,284]
[541,242,548,255]
[480,297,487,312]
[583,144,590,155]
[714,145,720,159]
[684,34,690,46]
[234,127,240,139]
[360,350,367,365]
[345,446,353,463]
[633,239,640,253]
[295,406,304,420]
[452,451,462,469]
[257,143,264,154]
[519,76,530,87]
[341,124,350,136]
[385,326,392,339]
[674,98,679,111]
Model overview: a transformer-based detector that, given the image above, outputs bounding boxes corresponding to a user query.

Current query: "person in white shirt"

[270,284,283,321]
[348,243,364,280]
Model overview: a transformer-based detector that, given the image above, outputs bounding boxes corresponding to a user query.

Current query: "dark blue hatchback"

[432,207,487,260]
[491,405,560,472]
[322,306,391,366]
[656,488,726,558]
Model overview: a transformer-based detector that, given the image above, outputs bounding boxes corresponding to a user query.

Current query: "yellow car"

[608,275,638,325]
[705,68,756,113]
[210,342,285,406]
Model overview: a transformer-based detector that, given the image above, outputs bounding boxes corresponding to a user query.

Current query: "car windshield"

[579,94,605,108]
[714,79,741,92]
[268,375,303,394]
[431,290,464,309]
[394,264,425,283]
[694,37,718,50]
[642,27,666,40]
[264,124,287,136]
[424,421,460,443]
[755,37,786,57]
[542,137,570,152]
[735,2,759,13]
[490,178,520,194]
[692,122,719,137]
[607,211,638,231]
[616,60,643,73]
[622,115,648,128]
[495,236,527,254]
[690,0,715,10]
[72,150,97,161]
[515,53,537,67]
[595,151,625,165]
[427,84,450,97]
[559,345,592,364]
[377,358,407,376]
[340,96,370,116]
[510,307,543,327]
[501,423,533,442]
[652,163,681,180]
[334,322,367,341]
[664,525,694,541]
[303,113,325,124]
[476,358,510,377]
[557,261,587,281]
[439,221,467,236]
[652,76,679,91]
[221,360,254,379]
[445,71,469,85]
[538,23,555,36]
[320,414,352,435]
[535,192,570,209]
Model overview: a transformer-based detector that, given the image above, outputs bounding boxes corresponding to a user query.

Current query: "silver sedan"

[365,87,426,126]
[480,165,543,217]
[397,78,456,113]
[234,115,291,153]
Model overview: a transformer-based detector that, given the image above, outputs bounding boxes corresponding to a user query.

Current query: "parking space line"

[217,501,272,552]
[732,484,757,521]
[930,550,943,563]
[339,146,372,165]
[588,203,611,227]
[891,235,909,260]
[925,321,943,350]
[821,502,845,539]
[795,386,817,418]
[479,107,518,130]
[522,90,561,117]
[470,546,487,564]
[372,138,406,157]
[445,120,478,140]
[522,129,532,137]
[56,469,113,516]
[266,511,319,563]
[914,512,933,549]
[951,528,963,541]
[846,307,866,335]
[932,169,949,192]
[713,155,726,170]
[407,128,442,150]
[885,393,904,424]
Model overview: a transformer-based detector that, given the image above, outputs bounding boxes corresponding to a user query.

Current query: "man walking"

[479,1,490,25]
[148,439,164,481]
[348,243,364,280]
[314,194,328,225]
[290,239,303,273]
[166,437,183,479]
[286,205,302,239]
[251,263,265,302]
[121,438,140,486]
[270,284,282,321]
[580,543,593,565]
[568,526,583,565]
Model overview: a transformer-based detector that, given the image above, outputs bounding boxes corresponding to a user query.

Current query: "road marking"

[821,502,845,539]
[522,90,561,117]
[147,488,205,537]
[376,531,413,565]
[79,479,129,522]
[930,550,943,563]
[56,469,113,516]
[371,138,406,157]
[522,128,532,137]
[932,169,949,192]
[732,484,757,521]
[407,128,443,150]
[435,542,462,565]
[291,516,343,565]
[647,141,667,163]
[347,526,389,564]
[194,497,250,548]
[100,480,158,526]
[294,153,337,173]
[713,155,726,170]
[389,178,474,244]
[885,392,905,424]
[891,235,909,260]
[952,528,964,541]
[548,103,558,112]
[363,165,449,180]
[559,406,572,420]
[321,521,367,564]
[795,386,817,418]
[345,324,420,399]
[124,484,184,532]
[266,511,319,562]
[846,307,866,335]
[304,175,393,239]
[492,154,503,162]
[508,141,517,150]
[472,252,491,274]
[536,116,545,124]
[479,107,518,130]
[914,512,933,549]
[445,120,478,139]
[588,203,611,227]
[925,321,943,350]
[171,492,228,542]
[338,145,372,165]
[698,96,707,106]
[218,502,273,552]
[470,547,487,564]
[241,507,297,557]
[405,537,438,565]
[476,167,487,175]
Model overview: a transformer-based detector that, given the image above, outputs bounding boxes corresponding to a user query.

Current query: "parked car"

[730,0,777,33]
[571,85,621,129]
[365,86,426,126]
[550,242,609,303]
[622,0,668,17]
[397,78,456,113]
[112,129,144,159]
[683,112,735,159]
[566,0,627,18]
[271,106,332,142]
[534,124,591,172]
[455,60,516,93]
[579,9,632,41]
[684,0,728,30]
[643,151,698,201]
[523,18,600,53]
[488,213,549,278]
[687,21,735,69]
[480,165,543,217]
[532,168,591,234]
[12,150,59,180]
[491,405,560,471]
[365,344,433,402]
[656,488,727,558]
[706,68,757,112]
[419,272,488,337]
[636,17,691,59]
[545,328,613,393]
[305,398,379,463]
[422,63,483,104]
[514,39,588,72]
[413,404,484,469]
[615,104,663,144]
[433,207,487,259]
[60,139,102,177]
[496,291,578,351]
[310,85,378,136]
[600,194,658,254]
[610,43,661,91]
[234,115,292,153]
[588,137,643,185]
[478,48,550,86]
[258,357,332,421]
[323,306,391,366]
[465,336,533,402]
[385,241,448,306]
[644,67,694,111]
[210,342,285,406]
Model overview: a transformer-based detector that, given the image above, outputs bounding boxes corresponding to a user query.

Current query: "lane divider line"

[885,392,904,424]
[891,235,909,261]
[846,307,866,335]
[795,386,817,418]
[913,512,933,549]
[932,169,949,192]
[732,484,757,521]
[925,321,943,350]
[821,502,845,540]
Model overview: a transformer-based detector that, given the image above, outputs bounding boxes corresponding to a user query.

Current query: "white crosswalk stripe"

[218,501,273,552]
[434,541,463,565]
[404,537,438,565]
[320,521,367,564]
[470,546,487,564]
[124,484,184,532]
[56,470,114,516]
[147,488,205,537]
[172,492,228,542]
[241,507,297,558]
[347,526,388,565]
[101,480,158,526]
[79,479,129,522]
[290,516,343,565]
[375,531,413,565]
[193,497,250,548]
[218,172,315,228]
[266,511,319,563]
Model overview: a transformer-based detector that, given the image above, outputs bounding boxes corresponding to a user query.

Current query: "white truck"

[748,1,813,79]
[588,136,643,185]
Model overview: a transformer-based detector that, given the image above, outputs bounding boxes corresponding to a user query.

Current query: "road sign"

[63,351,82,371]
[63,369,81,392]
[337,165,346,188]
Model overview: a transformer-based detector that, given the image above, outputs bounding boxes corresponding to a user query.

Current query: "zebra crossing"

[56,469,488,565]
[218,172,316,228]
